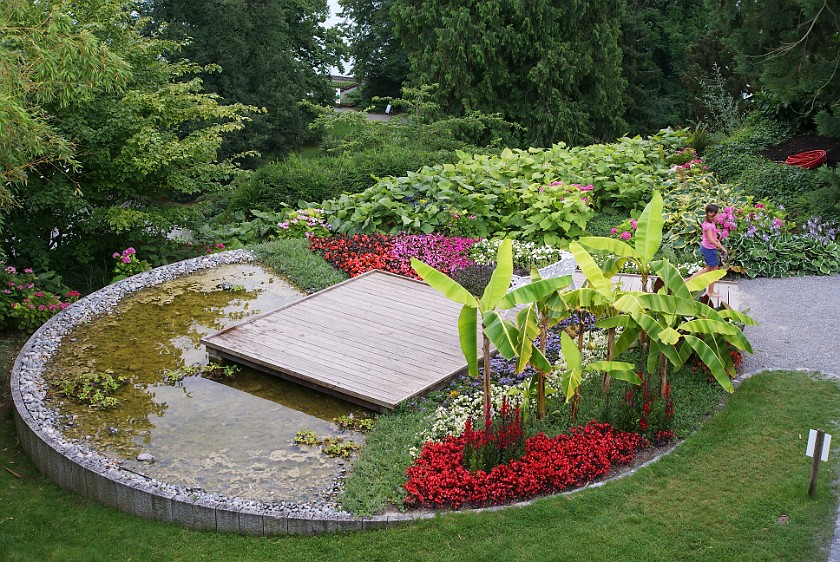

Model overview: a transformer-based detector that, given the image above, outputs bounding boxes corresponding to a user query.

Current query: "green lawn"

[1,328,838,561]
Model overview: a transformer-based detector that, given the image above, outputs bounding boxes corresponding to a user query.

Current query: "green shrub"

[229,146,458,213]
[252,239,347,293]
[322,129,689,244]
[702,117,836,219]
[729,234,840,277]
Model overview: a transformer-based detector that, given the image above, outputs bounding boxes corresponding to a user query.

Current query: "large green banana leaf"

[497,276,572,309]
[635,191,664,263]
[684,270,727,293]
[569,241,611,294]
[683,334,734,392]
[653,259,692,300]
[481,238,514,309]
[458,305,479,376]
[578,236,640,260]
[412,258,476,307]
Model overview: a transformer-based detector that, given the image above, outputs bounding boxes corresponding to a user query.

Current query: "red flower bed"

[309,233,476,279]
[403,421,647,509]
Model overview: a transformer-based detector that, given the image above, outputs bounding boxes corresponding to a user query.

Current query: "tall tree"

[339,0,409,103]
[714,0,840,135]
[620,0,707,134]
[3,0,256,287]
[150,0,345,164]
[391,0,627,147]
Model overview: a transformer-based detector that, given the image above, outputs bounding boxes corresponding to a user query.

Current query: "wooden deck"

[201,270,477,412]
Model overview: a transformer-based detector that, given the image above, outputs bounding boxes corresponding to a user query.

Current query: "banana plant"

[488,273,574,420]
[577,191,665,293]
[564,241,636,397]
[557,331,639,413]
[613,259,756,395]
[411,239,514,422]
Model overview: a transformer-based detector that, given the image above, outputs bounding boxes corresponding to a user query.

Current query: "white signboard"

[385,104,392,114]
[806,429,831,461]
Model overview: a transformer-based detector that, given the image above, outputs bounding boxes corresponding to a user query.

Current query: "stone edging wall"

[10,250,683,535]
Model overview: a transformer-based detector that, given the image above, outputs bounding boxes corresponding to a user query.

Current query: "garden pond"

[45,264,369,503]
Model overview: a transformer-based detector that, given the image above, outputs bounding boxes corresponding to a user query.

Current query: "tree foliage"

[339,0,409,104]
[0,0,130,200]
[2,0,256,287]
[150,0,345,164]
[391,0,627,147]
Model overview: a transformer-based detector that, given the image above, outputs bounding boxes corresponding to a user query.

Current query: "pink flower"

[549,181,563,186]
[755,203,765,209]
[121,256,131,264]
[469,215,476,220]
[216,243,225,249]
[38,305,46,311]
[24,268,33,274]
[124,247,136,255]
[34,291,45,298]
[5,266,15,274]
[620,231,632,241]
[773,218,783,229]
[7,282,14,287]
[112,252,120,259]
[582,197,589,203]
[610,228,618,235]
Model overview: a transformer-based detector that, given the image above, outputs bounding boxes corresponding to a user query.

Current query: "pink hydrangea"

[620,231,632,241]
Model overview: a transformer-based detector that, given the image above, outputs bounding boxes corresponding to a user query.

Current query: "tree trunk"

[659,352,668,397]
[571,309,585,419]
[601,327,615,396]
[482,333,492,424]
[537,314,549,421]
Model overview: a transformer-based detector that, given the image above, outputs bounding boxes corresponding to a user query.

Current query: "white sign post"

[806,429,831,497]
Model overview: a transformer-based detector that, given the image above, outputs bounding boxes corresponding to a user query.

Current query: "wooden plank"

[215,318,463,383]
[201,270,492,410]
[207,336,408,400]
[280,301,467,354]
[267,308,468,365]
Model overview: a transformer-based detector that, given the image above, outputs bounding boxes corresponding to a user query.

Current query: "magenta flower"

[620,231,632,241]
[610,228,618,235]
[755,203,765,209]
[112,252,120,258]
[5,266,15,274]
[121,256,131,264]
[24,268,33,274]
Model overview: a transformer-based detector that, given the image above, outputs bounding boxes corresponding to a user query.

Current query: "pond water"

[46,264,369,503]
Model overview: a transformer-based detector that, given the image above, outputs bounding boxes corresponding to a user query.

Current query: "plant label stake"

[806,429,831,497]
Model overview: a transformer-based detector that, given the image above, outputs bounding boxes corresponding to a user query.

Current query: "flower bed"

[403,421,647,509]
[309,233,476,279]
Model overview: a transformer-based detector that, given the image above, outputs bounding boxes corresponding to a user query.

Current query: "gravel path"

[735,275,840,561]
[737,275,840,376]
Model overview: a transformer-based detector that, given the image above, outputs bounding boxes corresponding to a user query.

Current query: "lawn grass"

[252,238,348,293]
[2,323,837,562]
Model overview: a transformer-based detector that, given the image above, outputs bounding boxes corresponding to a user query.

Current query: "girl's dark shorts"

[700,246,719,267]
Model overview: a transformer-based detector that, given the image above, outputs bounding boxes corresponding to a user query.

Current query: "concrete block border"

[10,250,683,535]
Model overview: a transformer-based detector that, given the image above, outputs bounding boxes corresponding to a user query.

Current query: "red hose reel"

[784,150,827,169]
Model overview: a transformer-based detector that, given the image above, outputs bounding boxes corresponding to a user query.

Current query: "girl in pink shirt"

[690,204,728,298]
